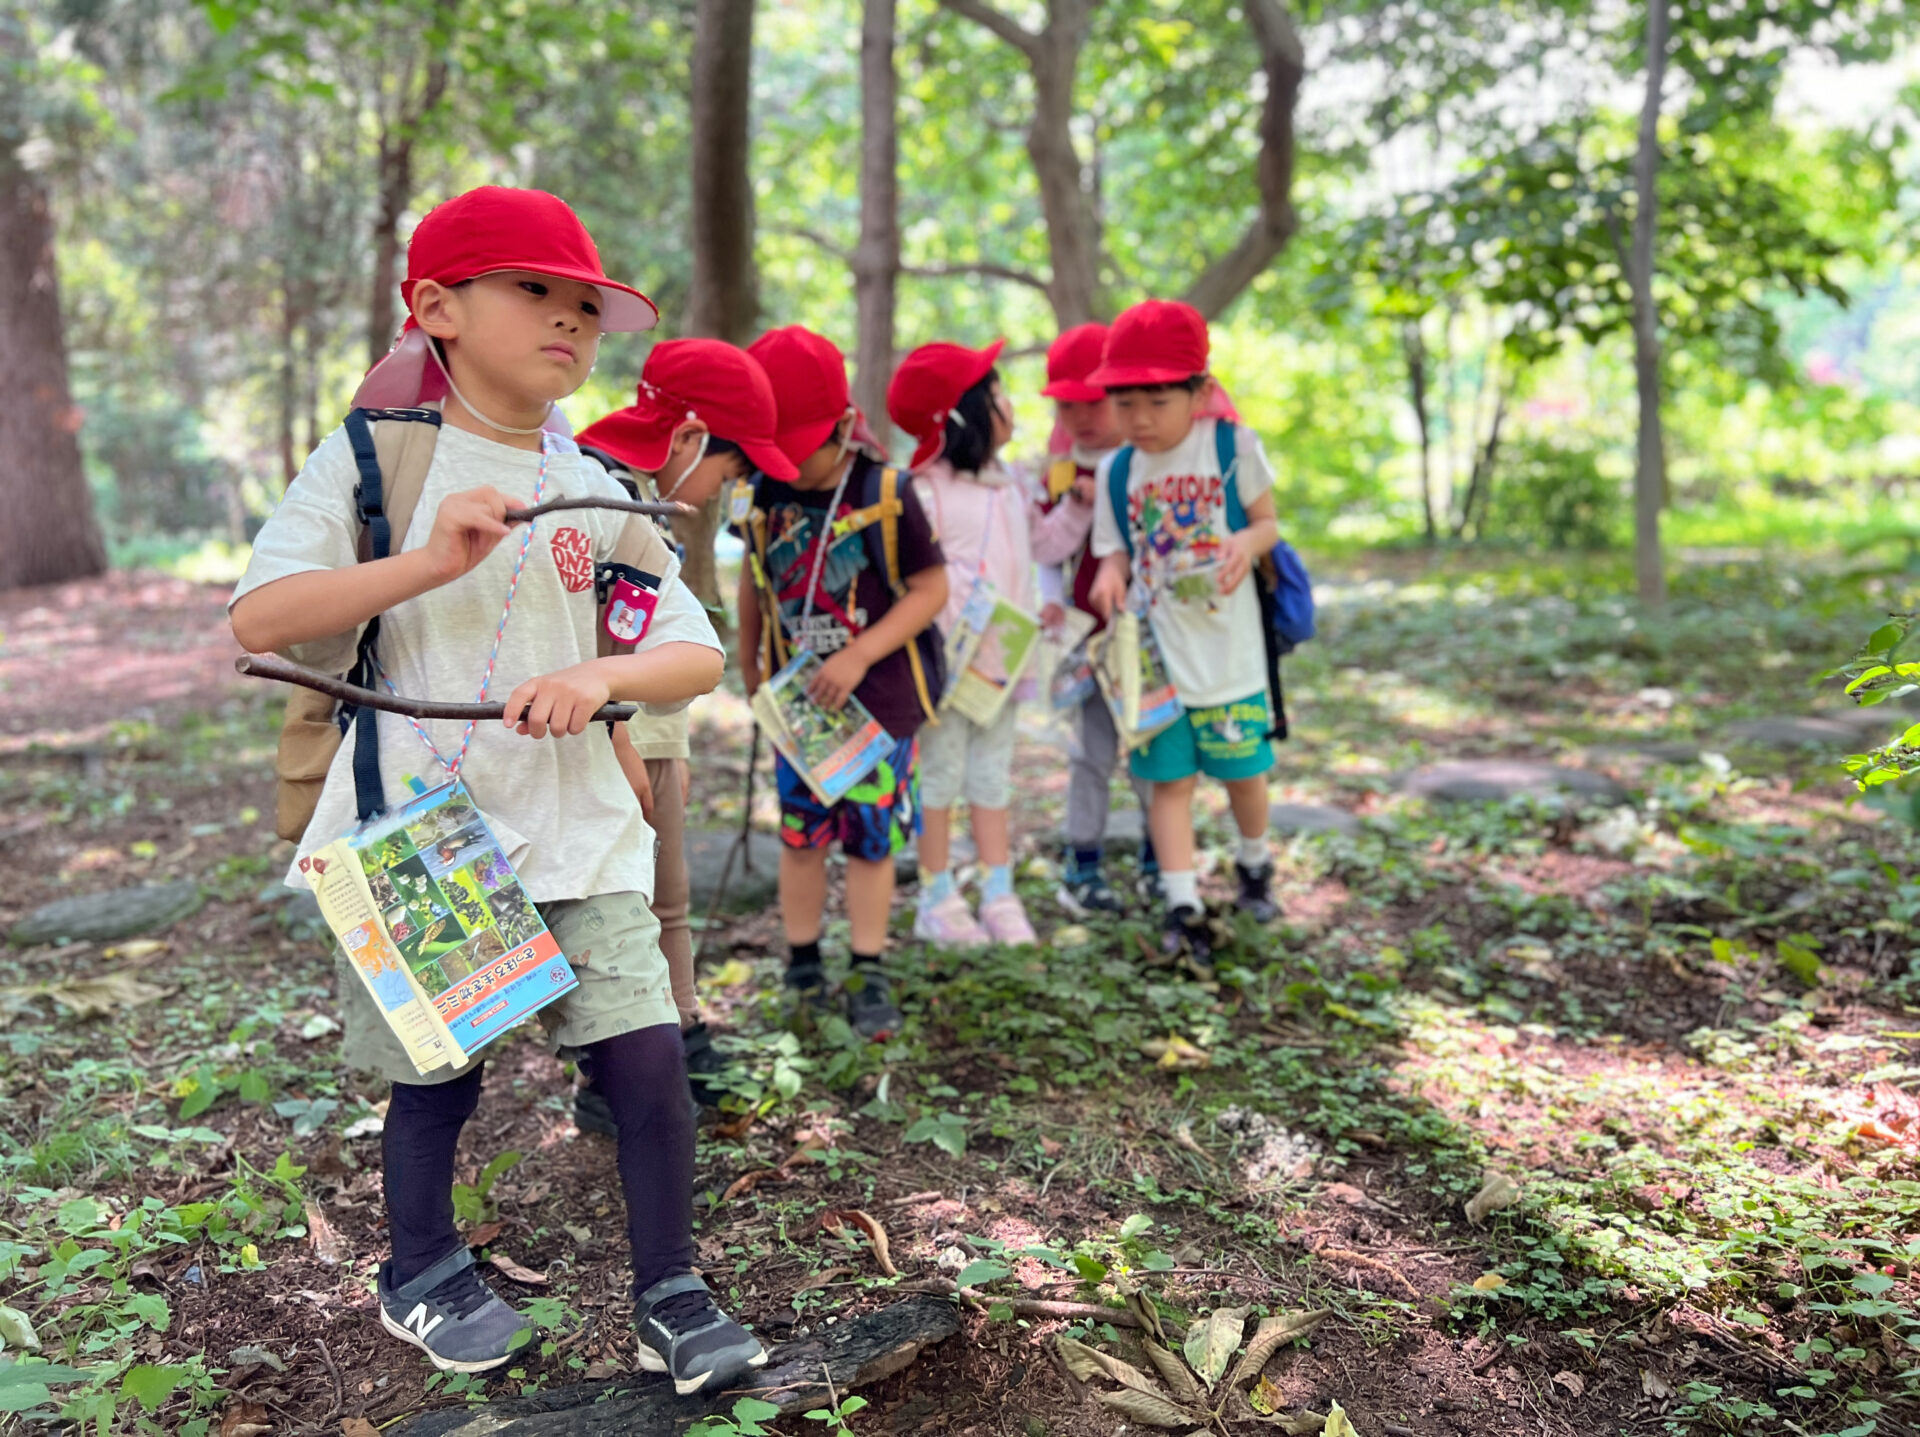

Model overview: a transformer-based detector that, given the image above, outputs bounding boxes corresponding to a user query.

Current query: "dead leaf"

[1464,1172,1522,1225]
[1273,1416,1326,1436]
[1141,1034,1212,1070]
[0,1301,40,1352]
[1185,1304,1249,1389]
[306,1204,352,1265]
[1322,1400,1359,1437]
[1055,1336,1167,1399]
[487,1253,549,1285]
[1249,1373,1284,1415]
[1228,1309,1330,1387]
[219,1399,272,1437]
[25,970,171,1021]
[1320,1181,1397,1214]
[820,1209,897,1276]
[582,1361,617,1380]
[712,1113,755,1140]
[795,1265,857,1294]
[1039,1135,1063,1157]
[1552,1369,1585,1398]
[1095,1388,1206,1428]
[1143,1341,1204,1405]
[1641,1369,1673,1400]
[722,1168,783,1202]
[1471,1273,1507,1292]
[340,1420,381,1437]
[102,939,169,961]
[464,1221,503,1250]
[703,958,756,989]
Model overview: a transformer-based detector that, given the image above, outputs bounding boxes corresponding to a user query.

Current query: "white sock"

[1161,870,1199,911]
[1236,833,1270,871]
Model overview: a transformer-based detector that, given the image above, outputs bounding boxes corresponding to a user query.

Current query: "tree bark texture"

[0,10,108,591]
[852,0,900,424]
[365,20,454,368]
[1402,321,1437,546]
[1629,0,1670,607]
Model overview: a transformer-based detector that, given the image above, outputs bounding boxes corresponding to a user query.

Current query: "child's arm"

[1028,485,1095,568]
[1087,552,1130,618]
[737,564,764,698]
[610,722,657,822]
[500,644,725,740]
[806,565,949,711]
[231,487,517,654]
[1216,491,1279,596]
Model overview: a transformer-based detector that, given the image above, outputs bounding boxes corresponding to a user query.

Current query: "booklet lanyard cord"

[377,433,553,782]
[795,459,857,643]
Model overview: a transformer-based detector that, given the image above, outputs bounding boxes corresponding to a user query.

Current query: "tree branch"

[236,654,640,723]
[1182,0,1305,318]
[937,0,1041,58]
[778,225,855,262]
[901,260,1052,292]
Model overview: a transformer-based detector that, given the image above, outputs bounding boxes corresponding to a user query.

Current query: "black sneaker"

[683,1021,731,1108]
[844,968,903,1041]
[1160,904,1214,972]
[1057,868,1122,916]
[574,1081,618,1138]
[377,1247,531,1373]
[1235,861,1280,923]
[1136,866,1166,907]
[785,960,830,1015]
[635,1273,767,1395]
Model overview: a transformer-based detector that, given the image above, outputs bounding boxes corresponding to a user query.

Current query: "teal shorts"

[1130,691,1275,783]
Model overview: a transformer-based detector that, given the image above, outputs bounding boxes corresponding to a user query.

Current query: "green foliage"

[1485,438,1624,551]
[451,1149,524,1226]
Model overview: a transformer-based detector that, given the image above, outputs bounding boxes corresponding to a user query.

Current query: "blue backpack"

[1107,420,1314,740]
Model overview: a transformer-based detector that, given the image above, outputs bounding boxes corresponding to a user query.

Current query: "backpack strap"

[874,466,939,723]
[744,501,786,685]
[1107,447,1135,560]
[1216,420,1245,532]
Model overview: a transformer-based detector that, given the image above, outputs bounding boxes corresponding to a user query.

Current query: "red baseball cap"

[1087,300,1209,389]
[1041,323,1111,402]
[353,186,658,409]
[746,326,883,467]
[576,339,799,482]
[886,339,1006,469]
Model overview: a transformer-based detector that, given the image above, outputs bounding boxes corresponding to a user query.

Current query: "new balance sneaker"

[1234,861,1280,923]
[1057,867,1122,917]
[978,892,1037,945]
[844,968,903,1041]
[635,1272,768,1396]
[377,1247,531,1374]
[1160,904,1214,973]
[913,892,990,948]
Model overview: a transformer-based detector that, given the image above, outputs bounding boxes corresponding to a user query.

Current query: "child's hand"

[1040,601,1067,632]
[501,664,612,739]
[807,648,871,711]
[1070,475,1097,508]
[1218,531,1260,596]
[423,488,515,584]
[1088,566,1126,618]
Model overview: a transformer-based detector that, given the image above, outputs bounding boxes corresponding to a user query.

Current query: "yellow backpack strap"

[745,507,786,681]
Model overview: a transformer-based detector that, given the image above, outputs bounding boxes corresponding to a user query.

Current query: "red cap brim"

[1085,361,1198,388]
[740,437,800,481]
[1041,378,1107,402]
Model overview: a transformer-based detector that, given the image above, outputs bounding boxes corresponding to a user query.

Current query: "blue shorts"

[775,735,920,862]
[1130,691,1274,783]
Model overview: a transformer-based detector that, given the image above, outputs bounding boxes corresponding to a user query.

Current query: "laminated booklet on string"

[1090,607,1183,751]
[941,581,1042,727]
[750,650,895,805]
[1043,608,1098,712]
[299,782,577,1076]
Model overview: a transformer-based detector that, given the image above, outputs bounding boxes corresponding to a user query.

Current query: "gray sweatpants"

[1067,695,1154,851]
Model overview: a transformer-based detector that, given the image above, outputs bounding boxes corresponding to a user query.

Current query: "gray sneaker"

[635,1272,768,1395]
[377,1247,531,1373]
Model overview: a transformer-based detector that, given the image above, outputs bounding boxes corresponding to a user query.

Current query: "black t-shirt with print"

[752,457,945,739]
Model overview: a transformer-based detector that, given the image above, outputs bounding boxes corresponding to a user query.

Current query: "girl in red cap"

[739,326,950,1038]
[888,341,1082,948]
[1035,323,1160,916]
[571,339,798,1122]
[1086,300,1284,971]
[231,187,766,1392]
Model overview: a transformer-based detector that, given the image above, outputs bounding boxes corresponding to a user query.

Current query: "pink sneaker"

[978,893,1037,945]
[914,892,990,948]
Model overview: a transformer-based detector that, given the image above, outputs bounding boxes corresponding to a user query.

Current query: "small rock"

[10,881,204,947]
[684,829,782,913]
[1269,802,1362,838]
[1396,760,1627,806]
[936,1245,969,1272]
[1725,715,1895,749]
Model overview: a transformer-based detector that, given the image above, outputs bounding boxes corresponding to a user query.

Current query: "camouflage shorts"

[340,891,678,1087]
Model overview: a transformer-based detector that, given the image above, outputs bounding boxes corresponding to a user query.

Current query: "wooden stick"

[235,653,639,723]
[503,496,692,524]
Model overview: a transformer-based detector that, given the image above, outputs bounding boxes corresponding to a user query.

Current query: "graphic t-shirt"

[1089,418,1277,709]
[233,421,723,903]
[751,457,945,739]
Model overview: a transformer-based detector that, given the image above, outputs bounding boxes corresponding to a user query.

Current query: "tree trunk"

[0,13,108,591]
[368,129,410,367]
[851,0,900,424]
[1628,0,1670,607]
[1025,0,1104,325]
[682,0,761,622]
[1402,321,1436,546]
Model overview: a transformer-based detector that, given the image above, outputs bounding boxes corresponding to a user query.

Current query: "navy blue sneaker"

[377,1247,530,1373]
[635,1273,767,1395]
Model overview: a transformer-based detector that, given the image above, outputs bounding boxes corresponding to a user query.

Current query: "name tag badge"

[728,480,754,526]
[605,575,661,645]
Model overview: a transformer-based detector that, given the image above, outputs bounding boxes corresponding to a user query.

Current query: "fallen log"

[393,1296,960,1436]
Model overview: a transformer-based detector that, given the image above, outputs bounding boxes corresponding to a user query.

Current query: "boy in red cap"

[1087,299,1283,969]
[739,326,948,1036]
[888,340,1083,947]
[231,187,766,1392]
[1035,323,1158,916]
[571,339,797,1122]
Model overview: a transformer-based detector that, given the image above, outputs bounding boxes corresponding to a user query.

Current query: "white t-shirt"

[233,421,722,902]
[1090,418,1276,709]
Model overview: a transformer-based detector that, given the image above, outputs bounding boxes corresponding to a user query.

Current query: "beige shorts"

[341,891,679,1087]
[917,700,1019,810]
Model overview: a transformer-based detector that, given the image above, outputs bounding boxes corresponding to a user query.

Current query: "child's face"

[1056,397,1121,451]
[988,379,1015,450]
[794,416,855,489]
[1112,378,1211,454]
[417,271,604,406]
[662,425,752,508]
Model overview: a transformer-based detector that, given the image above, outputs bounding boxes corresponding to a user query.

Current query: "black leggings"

[383,1022,695,1300]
